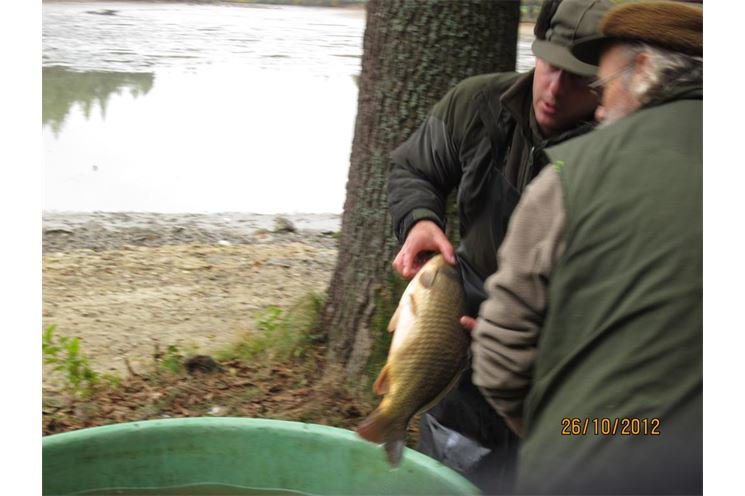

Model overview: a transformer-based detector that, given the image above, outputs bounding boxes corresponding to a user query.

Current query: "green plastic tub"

[42,417,480,495]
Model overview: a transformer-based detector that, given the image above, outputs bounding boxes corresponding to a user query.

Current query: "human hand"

[460,316,476,333]
[392,220,456,278]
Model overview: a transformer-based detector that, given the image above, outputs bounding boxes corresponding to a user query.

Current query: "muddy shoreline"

[42,211,341,388]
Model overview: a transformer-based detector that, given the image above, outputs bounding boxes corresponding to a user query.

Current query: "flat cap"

[571,1,703,65]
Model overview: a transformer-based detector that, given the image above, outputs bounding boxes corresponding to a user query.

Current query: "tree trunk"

[318,0,521,382]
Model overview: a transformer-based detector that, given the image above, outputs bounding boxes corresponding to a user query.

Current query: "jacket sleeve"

[470,165,567,418]
[387,81,476,242]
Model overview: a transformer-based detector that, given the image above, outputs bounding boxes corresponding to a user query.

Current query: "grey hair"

[622,42,703,106]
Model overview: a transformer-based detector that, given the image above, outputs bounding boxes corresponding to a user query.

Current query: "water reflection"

[42,2,364,75]
[42,64,358,213]
[42,2,533,214]
[43,2,365,213]
[43,66,155,135]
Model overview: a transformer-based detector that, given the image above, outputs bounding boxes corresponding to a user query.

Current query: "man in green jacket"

[468,1,702,493]
[387,0,612,491]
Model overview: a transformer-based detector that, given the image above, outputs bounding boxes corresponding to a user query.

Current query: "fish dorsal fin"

[418,265,438,290]
[373,363,391,395]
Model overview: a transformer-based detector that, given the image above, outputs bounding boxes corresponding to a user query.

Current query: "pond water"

[43,1,535,214]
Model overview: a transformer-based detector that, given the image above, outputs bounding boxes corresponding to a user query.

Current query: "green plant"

[279,292,326,357]
[224,293,326,362]
[257,306,283,333]
[42,324,99,396]
[160,344,184,373]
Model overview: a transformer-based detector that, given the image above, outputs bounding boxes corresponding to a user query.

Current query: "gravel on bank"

[43,211,342,253]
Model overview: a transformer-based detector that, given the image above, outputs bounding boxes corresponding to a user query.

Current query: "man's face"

[532,57,599,137]
[593,44,642,125]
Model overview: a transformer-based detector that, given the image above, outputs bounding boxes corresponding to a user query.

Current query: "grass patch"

[157,344,185,373]
[42,292,381,438]
[218,292,326,362]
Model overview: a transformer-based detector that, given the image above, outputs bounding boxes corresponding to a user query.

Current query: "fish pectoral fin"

[372,364,391,396]
[389,292,417,332]
[418,265,438,289]
[387,306,400,332]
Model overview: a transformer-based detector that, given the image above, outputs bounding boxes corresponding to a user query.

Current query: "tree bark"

[318,0,521,381]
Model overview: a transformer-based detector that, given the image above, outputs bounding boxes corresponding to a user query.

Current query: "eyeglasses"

[587,63,635,99]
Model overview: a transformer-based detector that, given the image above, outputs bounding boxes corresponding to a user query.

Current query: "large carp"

[356,254,469,467]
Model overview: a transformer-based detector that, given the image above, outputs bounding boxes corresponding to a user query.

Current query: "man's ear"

[633,51,651,79]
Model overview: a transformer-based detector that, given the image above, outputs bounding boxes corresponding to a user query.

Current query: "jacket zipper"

[518,145,537,193]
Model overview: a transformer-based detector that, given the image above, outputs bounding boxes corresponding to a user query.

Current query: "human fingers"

[392,249,407,277]
[437,238,457,266]
[460,316,477,332]
[392,247,419,279]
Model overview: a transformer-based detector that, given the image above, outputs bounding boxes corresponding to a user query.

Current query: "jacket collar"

[500,71,536,141]
[642,84,703,111]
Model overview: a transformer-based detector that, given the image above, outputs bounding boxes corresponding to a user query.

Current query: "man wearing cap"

[468,1,702,493]
[386,0,611,492]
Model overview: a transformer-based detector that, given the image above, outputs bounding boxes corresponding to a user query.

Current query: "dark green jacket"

[518,86,703,495]
[388,71,594,314]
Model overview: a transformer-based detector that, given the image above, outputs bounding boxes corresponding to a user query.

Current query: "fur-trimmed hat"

[571,1,703,65]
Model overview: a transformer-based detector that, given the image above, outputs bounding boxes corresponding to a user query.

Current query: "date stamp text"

[561,417,661,436]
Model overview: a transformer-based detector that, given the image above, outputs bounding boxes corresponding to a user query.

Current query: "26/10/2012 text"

[561,417,662,436]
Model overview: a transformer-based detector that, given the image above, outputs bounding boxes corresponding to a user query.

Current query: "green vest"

[516,87,703,494]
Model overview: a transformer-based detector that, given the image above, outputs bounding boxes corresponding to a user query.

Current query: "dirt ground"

[42,212,341,389]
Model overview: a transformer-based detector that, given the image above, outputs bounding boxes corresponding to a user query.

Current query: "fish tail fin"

[356,408,407,468]
[384,438,406,468]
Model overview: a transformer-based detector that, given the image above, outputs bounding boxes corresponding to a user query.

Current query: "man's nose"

[595,105,606,122]
[547,69,570,95]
